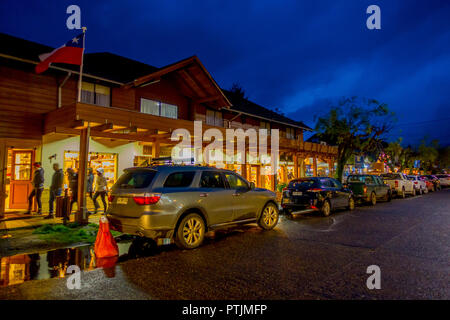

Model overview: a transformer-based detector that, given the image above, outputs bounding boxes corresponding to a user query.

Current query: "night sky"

[1,0,449,146]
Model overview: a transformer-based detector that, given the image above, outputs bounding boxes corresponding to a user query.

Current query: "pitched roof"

[0,32,157,83]
[223,89,312,131]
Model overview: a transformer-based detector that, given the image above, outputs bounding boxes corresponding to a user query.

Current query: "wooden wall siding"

[60,77,78,107]
[44,104,77,133]
[136,78,190,120]
[0,66,57,114]
[112,87,136,111]
[0,109,43,139]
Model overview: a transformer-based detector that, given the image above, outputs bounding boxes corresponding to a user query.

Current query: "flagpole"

[77,27,87,102]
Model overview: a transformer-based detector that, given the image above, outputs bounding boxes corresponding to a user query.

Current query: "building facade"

[0,32,337,218]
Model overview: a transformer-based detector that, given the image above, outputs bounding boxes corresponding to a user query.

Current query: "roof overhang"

[124,56,231,109]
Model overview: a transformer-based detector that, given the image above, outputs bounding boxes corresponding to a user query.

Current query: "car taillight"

[108,195,115,203]
[395,181,398,187]
[282,187,288,191]
[363,186,367,194]
[309,188,323,192]
[133,194,161,205]
[414,181,418,184]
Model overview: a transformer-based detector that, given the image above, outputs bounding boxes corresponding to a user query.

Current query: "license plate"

[117,197,128,205]
[293,191,303,196]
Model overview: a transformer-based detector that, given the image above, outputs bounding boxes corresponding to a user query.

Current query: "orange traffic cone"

[94,216,119,258]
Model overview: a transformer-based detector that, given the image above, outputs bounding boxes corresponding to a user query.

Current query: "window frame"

[224,172,249,190]
[163,171,196,188]
[199,171,226,189]
[80,81,111,107]
[140,98,178,119]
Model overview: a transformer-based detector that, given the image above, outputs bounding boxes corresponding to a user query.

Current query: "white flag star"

[72,37,79,44]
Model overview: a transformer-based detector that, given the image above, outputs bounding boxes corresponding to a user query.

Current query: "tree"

[315,97,395,181]
[229,83,247,102]
[417,138,439,173]
[384,138,415,172]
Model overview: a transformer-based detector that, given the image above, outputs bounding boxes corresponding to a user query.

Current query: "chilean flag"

[35,33,84,74]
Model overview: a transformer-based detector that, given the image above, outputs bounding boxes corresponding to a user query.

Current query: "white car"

[380,173,415,198]
[407,175,427,194]
[435,174,450,187]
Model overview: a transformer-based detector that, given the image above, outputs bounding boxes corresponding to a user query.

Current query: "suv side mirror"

[250,182,256,189]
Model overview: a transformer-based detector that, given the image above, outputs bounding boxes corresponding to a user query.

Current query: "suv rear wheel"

[258,202,279,230]
[175,213,206,249]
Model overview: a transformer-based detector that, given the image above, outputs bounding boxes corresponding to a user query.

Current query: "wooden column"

[293,154,299,179]
[76,126,90,225]
[0,140,7,219]
[313,157,318,177]
[255,165,261,188]
[152,141,160,159]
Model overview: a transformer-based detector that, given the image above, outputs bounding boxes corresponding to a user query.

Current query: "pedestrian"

[67,168,78,214]
[45,163,64,219]
[93,167,108,214]
[25,162,44,215]
[87,167,94,200]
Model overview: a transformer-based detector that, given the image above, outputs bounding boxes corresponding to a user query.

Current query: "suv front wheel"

[258,202,279,230]
[175,213,206,249]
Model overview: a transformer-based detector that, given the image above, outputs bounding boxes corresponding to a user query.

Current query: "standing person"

[87,167,94,200]
[45,163,64,219]
[25,162,44,215]
[67,168,78,214]
[93,168,108,214]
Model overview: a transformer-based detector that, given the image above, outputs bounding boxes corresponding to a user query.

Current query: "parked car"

[107,166,279,249]
[435,174,450,187]
[280,177,354,217]
[421,175,441,191]
[346,174,392,205]
[418,176,435,192]
[380,173,415,198]
[407,175,428,194]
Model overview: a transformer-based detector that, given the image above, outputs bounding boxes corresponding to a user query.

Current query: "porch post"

[313,157,318,177]
[293,154,299,179]
[152,141,160,159]
[76,125,90,225]
[0,140,7,219]
[256,165,261,187]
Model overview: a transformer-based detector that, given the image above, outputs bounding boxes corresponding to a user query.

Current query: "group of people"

[26,162,109,219]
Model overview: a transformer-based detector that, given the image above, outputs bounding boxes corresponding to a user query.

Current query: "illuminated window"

[81,82,111,107]
[260,121,271,135]
[140,98,178,119]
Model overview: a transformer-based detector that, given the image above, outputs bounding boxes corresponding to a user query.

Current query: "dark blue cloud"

[1,0,449,146]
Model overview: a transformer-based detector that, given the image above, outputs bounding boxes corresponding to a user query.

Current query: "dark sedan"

[280,177,355,217]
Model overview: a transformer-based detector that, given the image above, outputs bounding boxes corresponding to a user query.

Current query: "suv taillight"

[309,188,323,192]
[363,186,367,194]
[133,194,161,205]
[395,181,398,187]
[108,195,115,203]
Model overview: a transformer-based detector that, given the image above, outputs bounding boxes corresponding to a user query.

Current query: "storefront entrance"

[7,149,34,210]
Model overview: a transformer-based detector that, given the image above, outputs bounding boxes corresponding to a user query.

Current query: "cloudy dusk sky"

[1,0,449,146]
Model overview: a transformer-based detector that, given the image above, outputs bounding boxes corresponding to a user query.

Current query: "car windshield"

[347,175,365,182]
[436,174,449,178]
[114,170,156,189]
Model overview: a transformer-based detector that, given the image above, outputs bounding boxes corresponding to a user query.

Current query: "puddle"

[0,240,149,287]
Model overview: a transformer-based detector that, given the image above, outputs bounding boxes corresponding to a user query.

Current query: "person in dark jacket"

[45,163,64,219]
[67,168,78,214]
[87,167,94,200]
[26,162,44,215]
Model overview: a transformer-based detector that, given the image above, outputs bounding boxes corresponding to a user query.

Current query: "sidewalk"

[0,212,103,233]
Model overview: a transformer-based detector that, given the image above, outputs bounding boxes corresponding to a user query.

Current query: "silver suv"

[107,166,279,249]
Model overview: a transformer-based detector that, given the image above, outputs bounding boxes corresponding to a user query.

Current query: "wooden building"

[0,32,337,219]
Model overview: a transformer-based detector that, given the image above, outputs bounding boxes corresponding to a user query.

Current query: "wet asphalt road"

[1,189,449,300]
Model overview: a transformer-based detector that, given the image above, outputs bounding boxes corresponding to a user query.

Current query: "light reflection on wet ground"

[0,240,136,286]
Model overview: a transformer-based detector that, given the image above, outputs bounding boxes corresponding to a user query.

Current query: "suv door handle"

[199,193,208,197]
